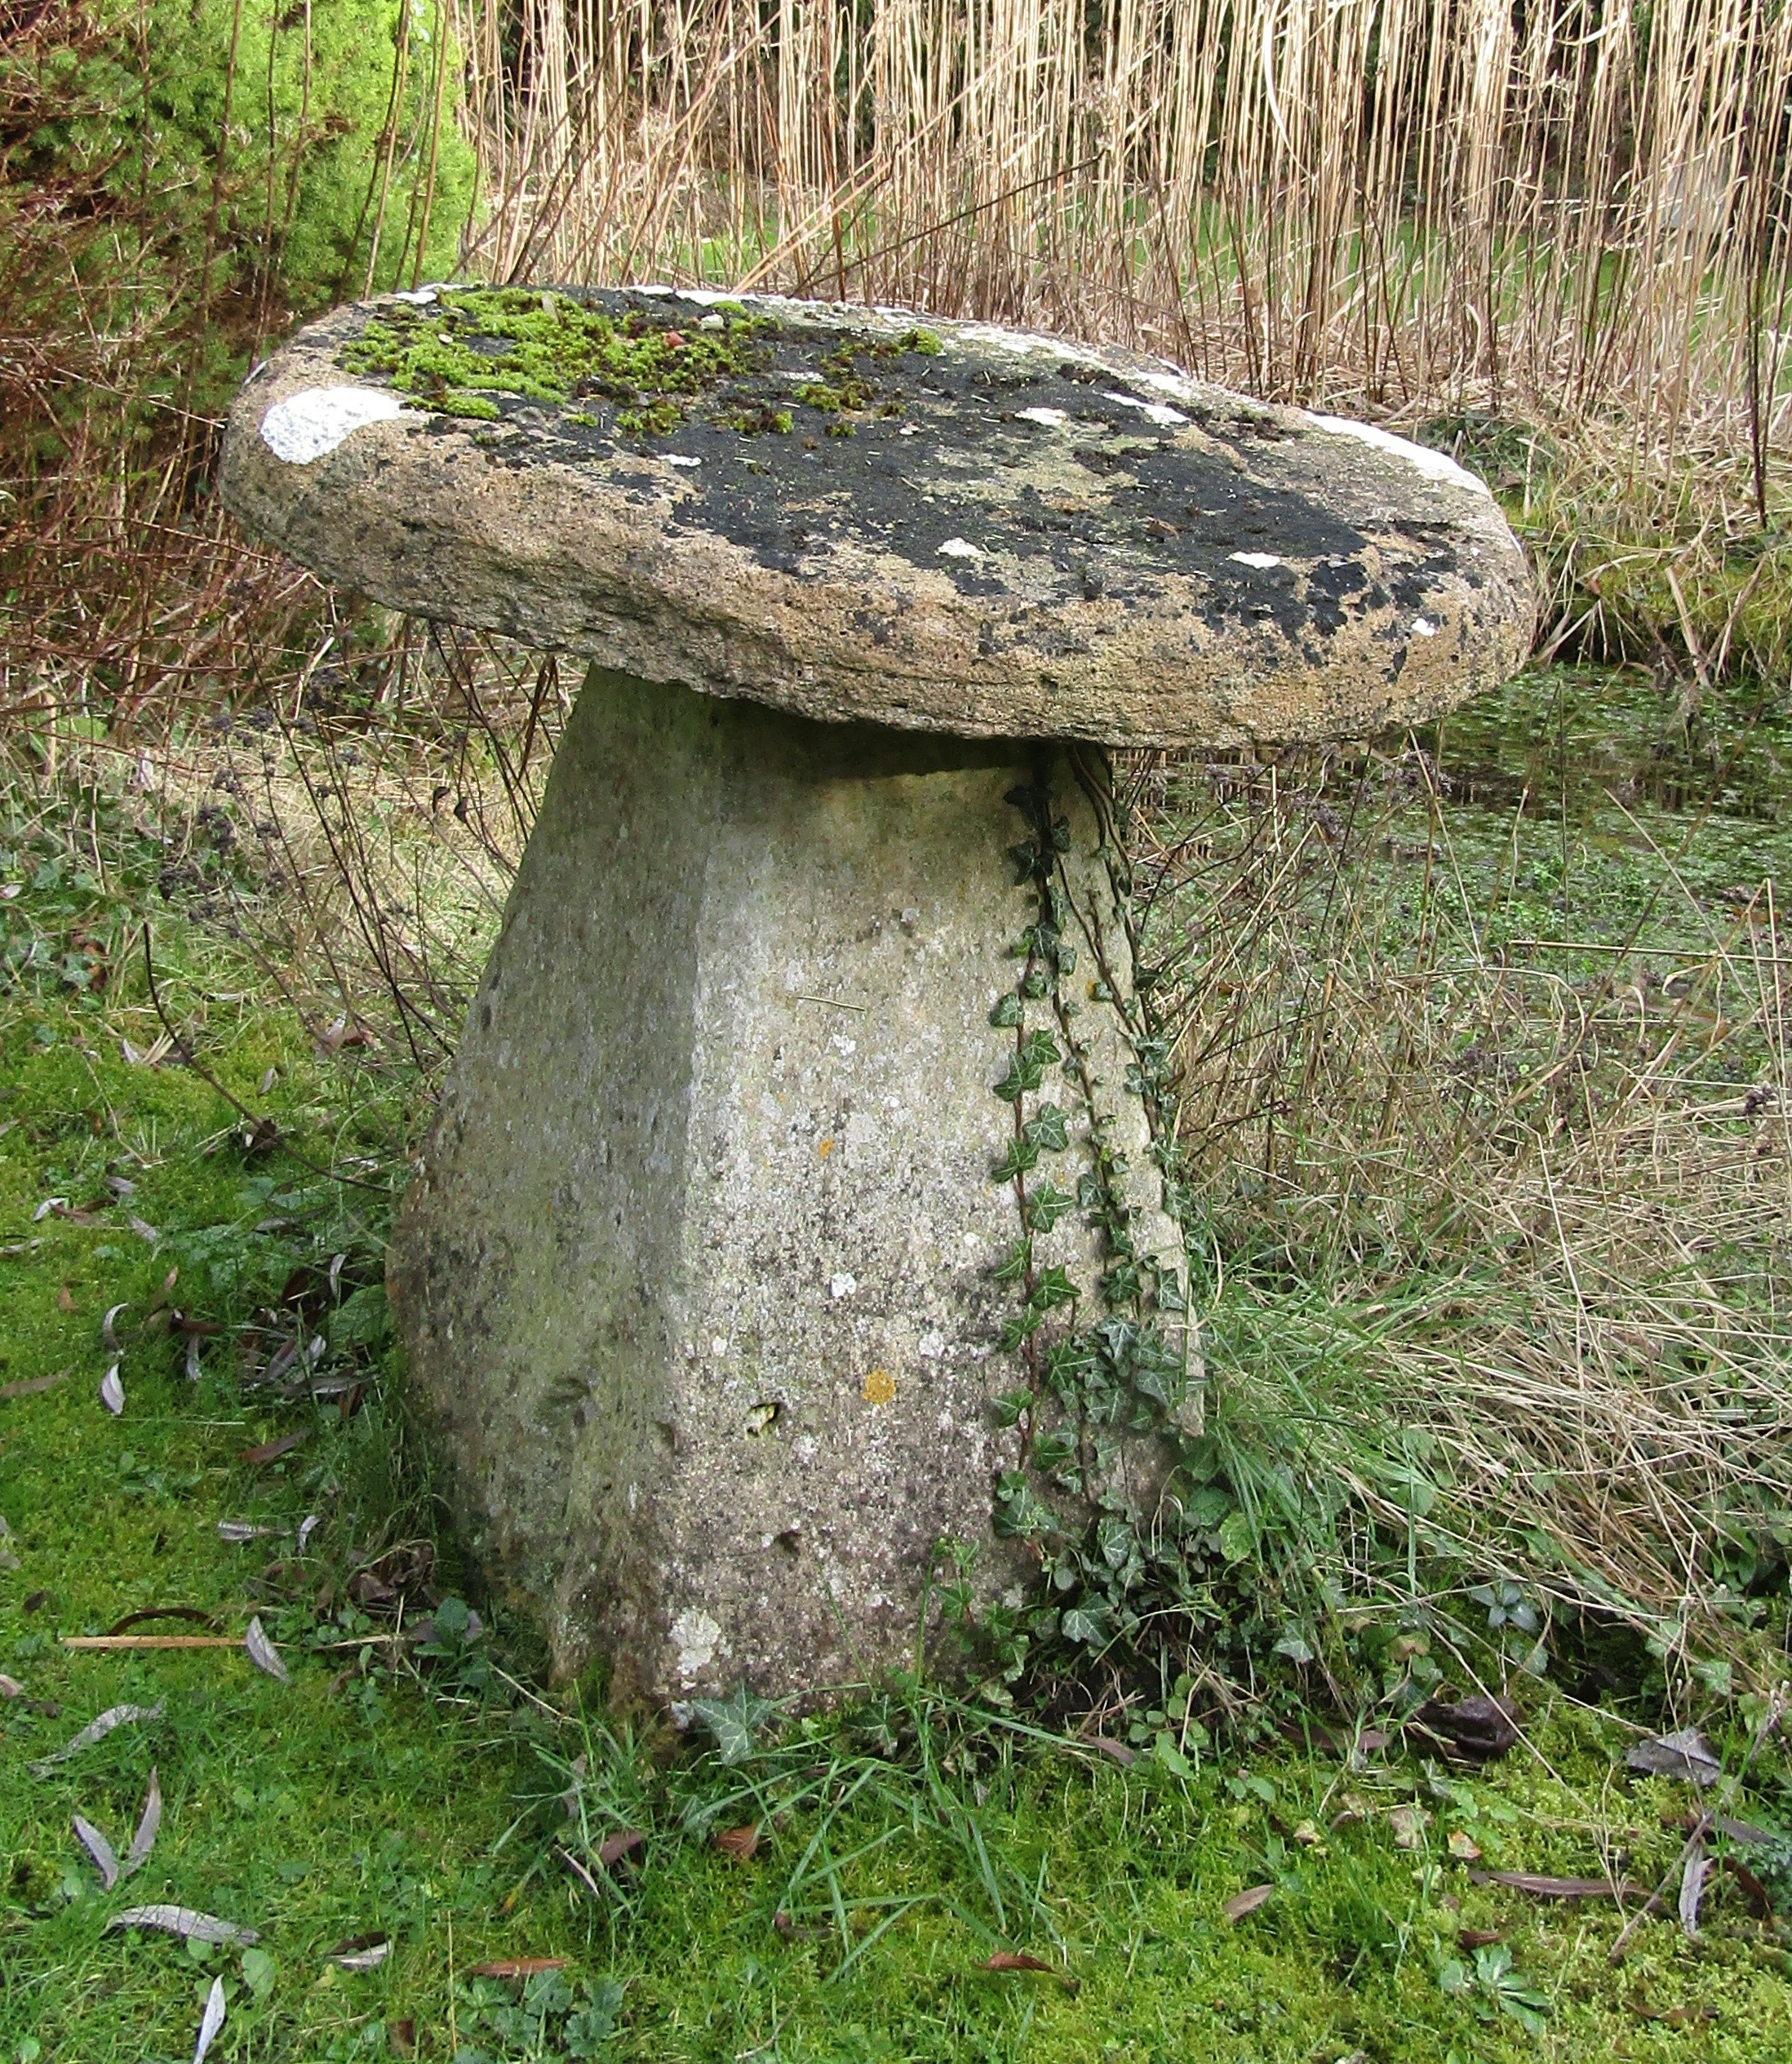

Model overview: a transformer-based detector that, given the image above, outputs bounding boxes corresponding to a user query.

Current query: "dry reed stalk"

[451,0,1792,474]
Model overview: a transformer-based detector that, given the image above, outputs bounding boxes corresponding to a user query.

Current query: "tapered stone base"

[389,668,1192,1702]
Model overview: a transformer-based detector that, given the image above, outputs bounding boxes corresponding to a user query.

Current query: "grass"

[5,666,1792,2058]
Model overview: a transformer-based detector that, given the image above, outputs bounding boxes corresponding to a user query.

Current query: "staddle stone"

[220,286,1533,1702]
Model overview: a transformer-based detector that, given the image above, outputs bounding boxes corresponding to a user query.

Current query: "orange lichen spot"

[817,1137,836,1158]
[861,1367,897,1406]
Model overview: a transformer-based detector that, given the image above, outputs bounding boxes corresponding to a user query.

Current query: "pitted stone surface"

[221,287,1533,749]
[388,670,1191,1700]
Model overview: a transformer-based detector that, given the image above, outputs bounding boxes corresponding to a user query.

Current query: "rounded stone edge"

[220,292,1537,750]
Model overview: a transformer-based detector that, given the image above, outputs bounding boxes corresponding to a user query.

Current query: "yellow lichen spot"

[861,1368,897,1406]
[817,1137,835,1158]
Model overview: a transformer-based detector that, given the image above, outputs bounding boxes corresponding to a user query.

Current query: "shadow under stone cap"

[221,286,1534,748]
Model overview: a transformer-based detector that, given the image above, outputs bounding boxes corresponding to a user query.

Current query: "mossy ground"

[5,677,1792,2061]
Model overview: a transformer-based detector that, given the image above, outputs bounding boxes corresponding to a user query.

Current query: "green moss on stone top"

[339,286,772,430]
[336,289,946,442]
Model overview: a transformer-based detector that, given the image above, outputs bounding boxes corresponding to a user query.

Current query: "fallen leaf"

[192,1976,226,2064]
[388,2018,415,2059]
[106,1606,220,1636]
[1628,1727,1722,1788]
[73,1813,120,1889]
[1355,1727,1391,1754]
[185,1336,202,1382]
[100,1365,124,1415]
[239,1431,308,1466]
[1390,1803,1430,1850]
[1448,1829,1483,1861]
[127,1214,160,1245]
[0,1674,21,1698]
[245,1617,289,1683]
[1222,1884,1275,1922]
[1458,1927,1504,1948]
[102,1303,130,1349]
[714,1823,761,1861]
[29,1700,164,1777]
[0,1368,69,1399]
[33,1197,69,1222]
[1086,1736,1136,1766]
[985,1951,1053,1972]
[296,1514,321,1553]
[597,1828,645,1868]
[217,1520,284,1542]
[1666,1808,1776,1844]
[1468,1868,1652,1900]
[1410,1693,1520,1761]
[1293,1820,1322,1845]
[58,1284,76,1313]
[467,1956,567,1978]
[335,1938,392,1973]
[1716,1853,1773,1916]
[124,1768,162,1877]
[108,1906,259,1946]
[1679,1840,1711,1936]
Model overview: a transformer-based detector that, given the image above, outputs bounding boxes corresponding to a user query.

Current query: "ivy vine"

[960,762,1203,1680]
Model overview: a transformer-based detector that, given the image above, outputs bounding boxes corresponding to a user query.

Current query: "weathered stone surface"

[221,286,1533,750]
[388,668,1191,1700]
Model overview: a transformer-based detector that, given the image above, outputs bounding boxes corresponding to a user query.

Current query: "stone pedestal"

[388,668,1191,1702]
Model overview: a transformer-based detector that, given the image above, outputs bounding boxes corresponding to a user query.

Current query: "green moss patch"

[337,291,946,442]
[339,287,774,431]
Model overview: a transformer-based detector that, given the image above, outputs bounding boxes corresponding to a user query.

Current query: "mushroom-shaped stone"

[221,288,1533,1703]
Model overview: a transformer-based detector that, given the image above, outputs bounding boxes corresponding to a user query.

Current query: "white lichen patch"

[1229,550,1283,570]
[389,286,439,305]
[666,455,703,468]
[937,537,982,559]
[670,1607,725,1684]
[1305,413,1490,495]
[829,1272,858,1301]
[1017,406,1069,429]
[260,385,405,465]
[1102,390,1189,428]
[1410,615,1439,637]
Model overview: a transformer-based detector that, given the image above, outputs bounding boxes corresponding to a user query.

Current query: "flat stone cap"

[222,286,1533,748]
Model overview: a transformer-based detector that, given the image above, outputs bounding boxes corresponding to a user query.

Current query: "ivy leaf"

[1060,1605,1109,1647]
[1031,1266,1079,1312]
[1094,1516,1133,1571]
[991,1138,1040,1182]
[1031,1427,1076,1471]
[1218,1510,1256,1564]
[1023,1104,1069,1152]
[999,1308,1042,1352]
[688,1687,782,1764]
[987,992,1024,1028]
[1026,1182,1073,1233]
[1018,1028,1061,1071]
[992,1239,1032,1284]
[992,1473,1053,1539]
[992,1054,1043,1101]
[991,1389,1032,1429]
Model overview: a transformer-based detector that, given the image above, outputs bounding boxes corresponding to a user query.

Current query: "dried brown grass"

[1129,739,1792,1693]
